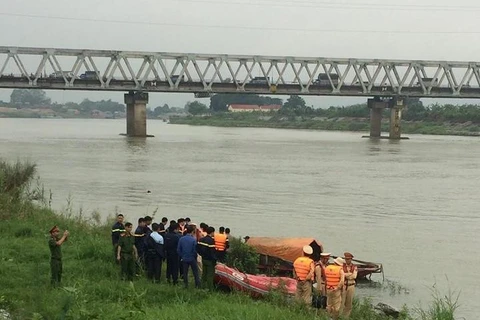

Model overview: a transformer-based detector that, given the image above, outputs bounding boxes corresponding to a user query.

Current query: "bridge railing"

[1,46,480,97]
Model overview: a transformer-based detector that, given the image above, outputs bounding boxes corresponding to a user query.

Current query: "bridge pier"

[367,99,388,137]
[366,97,408,139]
[124,91,151,137]
[389,98,405,139]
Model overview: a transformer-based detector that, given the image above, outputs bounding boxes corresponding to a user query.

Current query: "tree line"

[6,89,480,124]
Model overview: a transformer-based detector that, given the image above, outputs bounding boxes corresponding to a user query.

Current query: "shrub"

[0,160,37,201]
[225,237,259,274]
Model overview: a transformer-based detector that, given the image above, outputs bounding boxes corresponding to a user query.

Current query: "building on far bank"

[227,104,281,112]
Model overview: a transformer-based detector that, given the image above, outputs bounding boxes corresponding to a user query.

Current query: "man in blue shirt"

[177,225,200,288]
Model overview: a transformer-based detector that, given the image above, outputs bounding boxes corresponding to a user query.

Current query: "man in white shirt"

[145,223,165,283]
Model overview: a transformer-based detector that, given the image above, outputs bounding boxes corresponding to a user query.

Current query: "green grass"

[0,160,460,319]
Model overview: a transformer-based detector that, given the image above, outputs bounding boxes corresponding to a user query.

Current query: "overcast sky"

[1,0,480,107]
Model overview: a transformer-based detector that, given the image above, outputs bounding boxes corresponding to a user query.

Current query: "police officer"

[325,257,345,320]
[117,222,138,281]
[314,252,331,308]
[293,245,315,305]
[111,214,125,262]
[198,226,217,290]
[164,223,182,285]
[341,252,358,318]
[48,226,69,287]
[145,223,165,283]
[134,218,146,271]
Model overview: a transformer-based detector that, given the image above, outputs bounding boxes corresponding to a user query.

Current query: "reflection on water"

[0,118,478,319]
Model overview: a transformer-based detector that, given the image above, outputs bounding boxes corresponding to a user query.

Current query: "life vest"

[293,257,313,281]
[325,265,342,289]
[343,263,357,286]
[215,233,227,251]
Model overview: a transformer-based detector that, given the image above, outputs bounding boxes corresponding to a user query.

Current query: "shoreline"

[169,115,480,137]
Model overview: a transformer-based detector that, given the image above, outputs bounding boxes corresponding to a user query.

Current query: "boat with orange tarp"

[245,237,383,280]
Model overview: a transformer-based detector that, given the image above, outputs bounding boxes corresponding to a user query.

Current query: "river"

[0,118,478,318]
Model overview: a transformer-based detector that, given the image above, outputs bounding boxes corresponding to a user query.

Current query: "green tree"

[282,95,306,110]
[10,89,51,106]
[153,104,171,116]
[403,98,426,121]
[279,95,308,116]
[185,101,208,115]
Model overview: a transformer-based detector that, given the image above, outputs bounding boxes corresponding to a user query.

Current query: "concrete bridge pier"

[124,91,152,137]
[367,99,388,137]
[389,97,406,139]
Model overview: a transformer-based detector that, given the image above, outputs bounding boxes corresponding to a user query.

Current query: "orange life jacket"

[325,265,342,289]
[215,233,227,251]
[293,257,313,281]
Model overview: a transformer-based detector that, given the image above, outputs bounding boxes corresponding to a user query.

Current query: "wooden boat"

[245,237,383,280]
[215,263,297,298]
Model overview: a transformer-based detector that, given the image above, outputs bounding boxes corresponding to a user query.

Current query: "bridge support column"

[125,91,149,137]
[368,99,387,137]
[389,98,405,139]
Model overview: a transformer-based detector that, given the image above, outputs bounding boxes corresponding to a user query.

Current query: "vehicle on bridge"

[249,76,270,85]
[79,71,100,80]
[170,75,186,83]
[416,77,439,87]
[313,73,339,86]
[49,71,74,79]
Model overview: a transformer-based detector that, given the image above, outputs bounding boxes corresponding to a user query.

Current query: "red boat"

[245,237,384,280]
[214,263,297,298]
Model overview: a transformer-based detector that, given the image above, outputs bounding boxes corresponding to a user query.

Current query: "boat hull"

[215,263,297,298]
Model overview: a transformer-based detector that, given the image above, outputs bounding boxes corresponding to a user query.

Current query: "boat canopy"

[246,237,324,262]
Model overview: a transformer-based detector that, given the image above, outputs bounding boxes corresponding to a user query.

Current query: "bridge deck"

[1,46,480,98]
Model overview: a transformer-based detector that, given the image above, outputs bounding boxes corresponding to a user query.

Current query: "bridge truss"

[2,46,480,98]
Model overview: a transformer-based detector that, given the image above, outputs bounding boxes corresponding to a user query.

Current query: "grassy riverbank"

[169,113,480,137]
[0,161,459,320]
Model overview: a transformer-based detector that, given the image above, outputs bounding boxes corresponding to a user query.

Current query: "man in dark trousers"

[48,226,69,287]
[111,214,125,262]
[117,222,138,281]
[177,225,200,288]
[198,226,217,290]
[145,223,165,283]
[134,218,146,271]
[164,222,181,285]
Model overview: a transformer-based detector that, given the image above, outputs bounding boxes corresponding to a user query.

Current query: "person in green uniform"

[48,226,69,287]
[117,222,138,281]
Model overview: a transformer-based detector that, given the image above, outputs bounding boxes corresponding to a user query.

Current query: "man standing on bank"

[145,223,165,283]
[111,214,125,262]
[117,222,138,281]
[49,226,69,287]
[325,257,345,320]
[341,252,358,318]
[293,245,315,305]
[198,226,217,290]
[177,225,201,288]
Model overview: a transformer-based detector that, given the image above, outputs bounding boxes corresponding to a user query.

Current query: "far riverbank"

[169,114,480,137]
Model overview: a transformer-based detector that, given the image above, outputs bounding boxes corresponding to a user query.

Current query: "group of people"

[293,245,357,319]
[111,214,231,289]
[47,215,356,319]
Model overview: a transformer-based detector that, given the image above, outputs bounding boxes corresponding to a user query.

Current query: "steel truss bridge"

[2,46,480,98]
